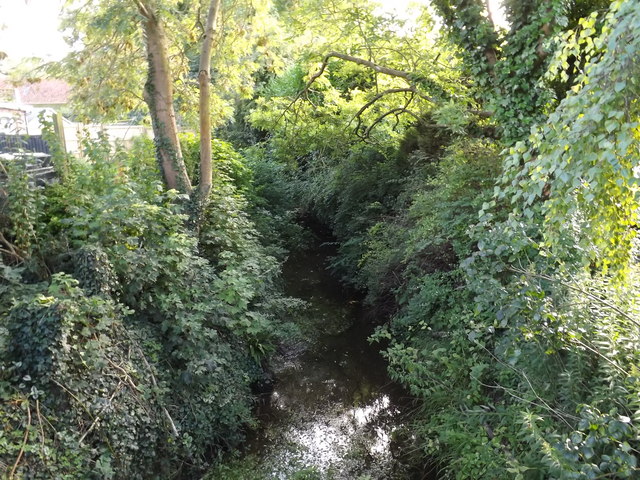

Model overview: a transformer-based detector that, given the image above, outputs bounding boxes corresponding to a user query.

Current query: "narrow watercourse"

[238,239,439,479]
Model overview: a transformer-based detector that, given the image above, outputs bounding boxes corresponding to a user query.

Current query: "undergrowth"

[0,132,300,478]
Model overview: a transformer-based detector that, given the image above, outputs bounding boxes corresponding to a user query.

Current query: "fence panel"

[0,134,50,154]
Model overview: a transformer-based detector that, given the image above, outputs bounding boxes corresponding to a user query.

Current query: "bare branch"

[79,382,125,445]
[363,107,425,139]
[351,86,436,134]
[35,399,46,465]
[134,0,152,20]
[509,267,640,329]
[136,347,180,438]
[0,231,26,264]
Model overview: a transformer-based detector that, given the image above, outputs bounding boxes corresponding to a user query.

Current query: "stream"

[240,243,435,479]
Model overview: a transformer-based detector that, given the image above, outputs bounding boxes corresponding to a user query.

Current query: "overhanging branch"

[276,50,492,135]
[277,52,417,125]
[361,107,426,140]
[351,87,435,136]
[322,51,413,80]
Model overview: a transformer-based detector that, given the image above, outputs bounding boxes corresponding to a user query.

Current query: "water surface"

[244,245,428,479]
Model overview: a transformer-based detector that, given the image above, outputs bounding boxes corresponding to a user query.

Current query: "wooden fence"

[0,134,50,154]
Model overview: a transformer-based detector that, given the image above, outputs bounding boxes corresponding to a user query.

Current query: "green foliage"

[261,63,306,98]
[249,0,469,158]
[179,132,252,192]
[55,0,285,125]
[244,2,640,478]
[242,145,308,253]
[416,2,640,477]
[494,1,567,140]
[0,132,294,478]
[293,147,411,284]
[498,0,640,276]
[5,0,637,478]
[0,156,42,264]
[2,274,168,478]
[433,0,566,142]
[357,139,500,305]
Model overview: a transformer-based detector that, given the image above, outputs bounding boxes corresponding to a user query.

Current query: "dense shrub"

[3,275,168,479]
[338,4,640,477]
[0,133,295,478]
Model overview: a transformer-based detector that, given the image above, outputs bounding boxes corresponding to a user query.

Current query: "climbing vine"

[497,0,640,275]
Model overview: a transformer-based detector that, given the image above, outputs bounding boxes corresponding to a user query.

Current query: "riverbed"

[238,243,433,479]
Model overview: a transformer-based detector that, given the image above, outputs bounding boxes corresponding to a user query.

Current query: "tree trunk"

[198,0,222,201]
[138,0,192,194]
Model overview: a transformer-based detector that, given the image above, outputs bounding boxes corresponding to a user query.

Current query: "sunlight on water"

[244,247,421,479]
[258,391,402,478]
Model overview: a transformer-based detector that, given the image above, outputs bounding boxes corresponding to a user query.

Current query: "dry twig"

[9,400,31,479]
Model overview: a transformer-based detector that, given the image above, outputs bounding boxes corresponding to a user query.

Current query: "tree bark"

[432,0,500,71]
[198,0,222,201]
[137,0,192,194]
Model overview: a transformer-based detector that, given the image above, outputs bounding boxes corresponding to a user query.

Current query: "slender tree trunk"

[198,0,222,201]
[137,0,192,194]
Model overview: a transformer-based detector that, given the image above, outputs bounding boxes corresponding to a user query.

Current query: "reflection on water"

[257,392,401,478]
[244,246,422,479]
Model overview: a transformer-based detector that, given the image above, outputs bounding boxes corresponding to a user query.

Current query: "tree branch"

[136,347,180,438]
[0,231,26,264]
[198,0,222,201]
[484,0,496,30]
[79,382,125,445]
[277,52,415,126]
[362,107,425,139]
[9,400,31,480]
[276,50,492,134]
[509,267,640,329]
[322,51,413,80]
[134,0,152,20]
[351,87,433,135]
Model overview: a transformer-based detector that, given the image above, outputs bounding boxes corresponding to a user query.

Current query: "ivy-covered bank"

[0,133,300,478]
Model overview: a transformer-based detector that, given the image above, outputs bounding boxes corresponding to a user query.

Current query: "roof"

[0,79,70,105]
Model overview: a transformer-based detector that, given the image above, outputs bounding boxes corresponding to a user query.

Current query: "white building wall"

[0,104,154,155]
[64,123,153,155]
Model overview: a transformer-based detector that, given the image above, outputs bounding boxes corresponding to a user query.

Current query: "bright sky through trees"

[0,0,506,69]
[0,0,67,64]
